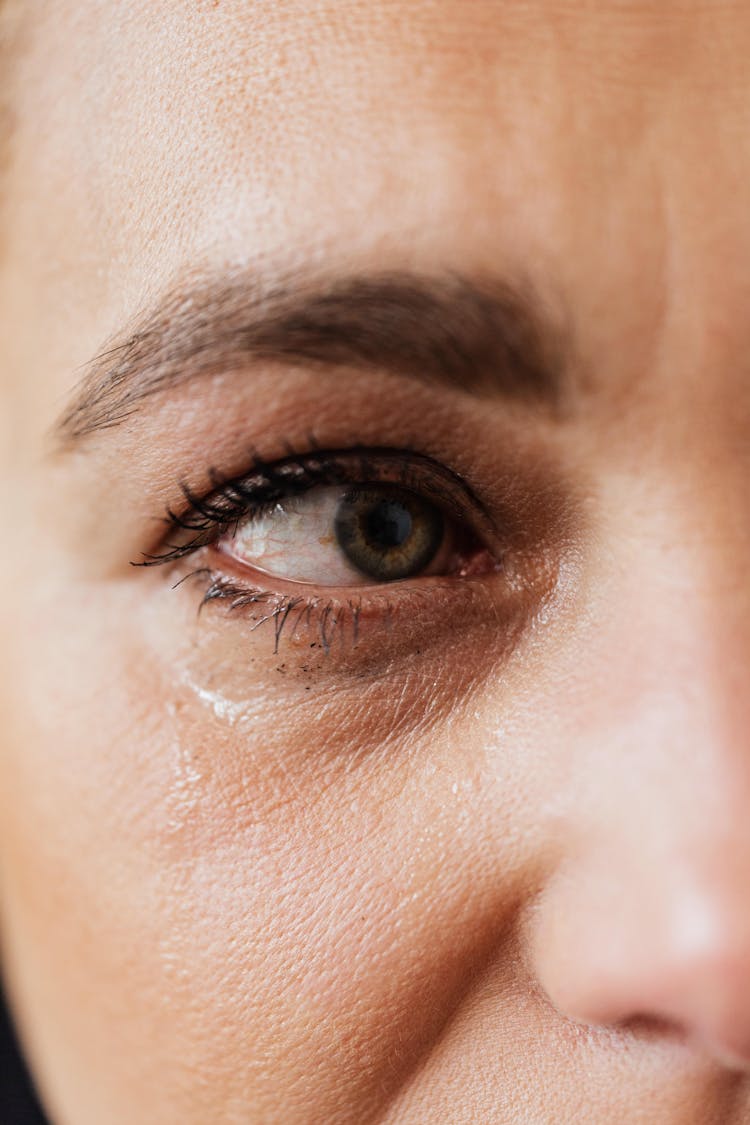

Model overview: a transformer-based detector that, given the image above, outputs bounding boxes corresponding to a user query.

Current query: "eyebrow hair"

[56,269,568,444]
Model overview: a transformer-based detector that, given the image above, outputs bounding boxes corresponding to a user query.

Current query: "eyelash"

[137,444,502,652]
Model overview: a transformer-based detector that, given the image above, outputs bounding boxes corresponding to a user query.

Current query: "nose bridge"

[590,468,750,758]
[577,487,750,871]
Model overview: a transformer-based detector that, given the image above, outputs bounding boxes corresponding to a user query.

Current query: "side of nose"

[529,532,750,1068]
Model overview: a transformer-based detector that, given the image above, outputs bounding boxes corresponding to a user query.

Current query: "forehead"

[11,2,749,249]
[6,0,750,423]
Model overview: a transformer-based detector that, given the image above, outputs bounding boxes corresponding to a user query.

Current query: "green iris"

[334,485,444,581]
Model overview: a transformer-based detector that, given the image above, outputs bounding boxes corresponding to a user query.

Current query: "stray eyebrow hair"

[56,269,568,444]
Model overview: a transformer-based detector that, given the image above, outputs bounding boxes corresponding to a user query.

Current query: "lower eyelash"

[182,568,366,654]
[172,557,537,675]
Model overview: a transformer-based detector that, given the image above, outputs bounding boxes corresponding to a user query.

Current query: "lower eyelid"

[184,566,461,661]
[169,537,554,675]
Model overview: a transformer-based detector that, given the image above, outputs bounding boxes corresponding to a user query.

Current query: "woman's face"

[3,2,750,1121]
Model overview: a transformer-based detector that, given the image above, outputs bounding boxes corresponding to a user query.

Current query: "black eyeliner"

[133,444,496,570]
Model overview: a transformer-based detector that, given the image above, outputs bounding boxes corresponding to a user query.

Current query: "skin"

[2,1,750,1121]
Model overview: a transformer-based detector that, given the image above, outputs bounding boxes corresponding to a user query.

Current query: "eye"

[142,446,502,606]
[219,483,454,586]
[138,446,552,658]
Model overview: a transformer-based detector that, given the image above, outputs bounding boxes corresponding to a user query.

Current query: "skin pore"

[2,1,750,1122]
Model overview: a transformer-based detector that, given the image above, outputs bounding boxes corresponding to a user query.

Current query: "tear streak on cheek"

[177,665,260,727]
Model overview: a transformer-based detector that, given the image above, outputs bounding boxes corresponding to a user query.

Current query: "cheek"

[0,579,491,1120]
[0,565,553,1123]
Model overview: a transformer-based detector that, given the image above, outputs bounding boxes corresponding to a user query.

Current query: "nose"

[533,836,750,1068]
[529,535,750,1068]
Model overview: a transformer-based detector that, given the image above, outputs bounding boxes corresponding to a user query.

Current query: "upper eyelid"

[135,446,498,568]
[183,447,492,528]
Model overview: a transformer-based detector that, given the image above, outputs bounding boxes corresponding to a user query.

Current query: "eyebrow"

[56,269,568,444]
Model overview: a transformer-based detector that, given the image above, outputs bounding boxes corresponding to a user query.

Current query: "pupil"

[363,501,413,550]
